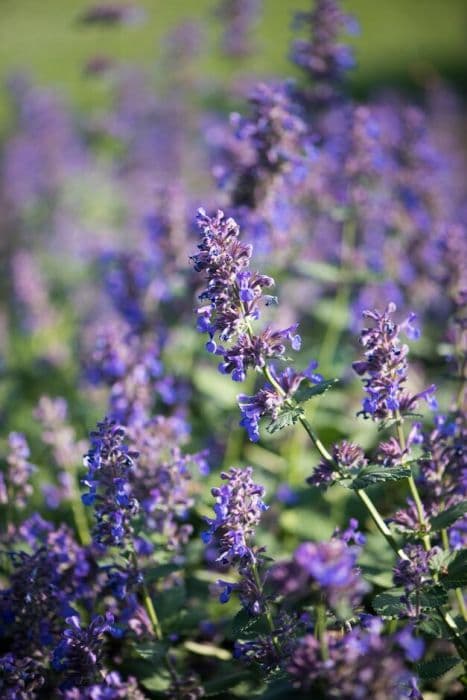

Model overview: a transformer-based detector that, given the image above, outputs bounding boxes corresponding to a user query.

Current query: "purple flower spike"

[82,418,139,547]
[353,303,437,420]
[191,209,301,382]
[202,466,267,564]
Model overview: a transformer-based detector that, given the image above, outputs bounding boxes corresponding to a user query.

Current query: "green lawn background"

[0,0,466,125]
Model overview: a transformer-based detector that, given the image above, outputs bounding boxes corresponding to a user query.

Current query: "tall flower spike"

[352,303,437,420]
[291,0,357,106]
[2,432,36,509]
[82,418,139,547]
[191,209,301,382]
[52,613,113,689]
[202,466,267,564]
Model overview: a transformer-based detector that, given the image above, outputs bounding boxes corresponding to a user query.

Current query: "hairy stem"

[251,559,280,654]
[394,411,431,551]
[315,602,329,661]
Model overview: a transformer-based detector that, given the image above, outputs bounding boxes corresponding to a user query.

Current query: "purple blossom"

[191,209,302,383]
[2,432,36,509]
[52,613,114,688]
[307,440,367,488]
[202,466,267,564]
[270,531,367,615]
[215,0,262,58]
[291,0,357,106]
[0,526,88,656]
[288,620,422,698]
[34,396,87,506]
[353,303,437,420]
[61,672,146,699]
[0,653,45,699]
[238,362,322,442]
[393,544,433,593]
[127,416,207,549]
[82,418,139,547]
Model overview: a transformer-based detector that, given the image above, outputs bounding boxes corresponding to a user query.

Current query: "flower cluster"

[307,440,367,488]
[291,0,357,105]
[52,613,113,688]
[202,466,267,564]
[0,433,35,509]
[192,208,302,382]
[238,362,322,442]
[352,303,437,419]
[215,0,262,58]
[82,418,139,547]
[270,526,367,616]
[288,617,423,699]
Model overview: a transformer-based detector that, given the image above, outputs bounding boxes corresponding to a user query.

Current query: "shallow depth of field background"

[0,0,466,511]
[1,0,467,125]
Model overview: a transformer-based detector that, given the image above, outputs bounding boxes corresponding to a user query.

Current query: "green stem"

[251,560,280,654]
[314,602,329,661]
[130,550,163,640]
[455,588,467,623]
[294,414,466,657]
[355,487,408,560]
[70,495,91,546]
[442,528,467,623]
[394,412,431,551]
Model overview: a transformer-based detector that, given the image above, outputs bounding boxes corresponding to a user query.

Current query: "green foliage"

[429,501,467,531]
[266,407,304,434]
[373,586,448,617]
[439,550,467,589]
[231,609,271,640]
[294,379,339,404]
[416,656,462,680]
[340,463,411,490]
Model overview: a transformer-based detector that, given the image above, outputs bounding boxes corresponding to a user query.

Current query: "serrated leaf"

[440,549,467,589]
[373,586,448,617]
[266,407,303,434]
[294,379,339,404]
[418,613,446,639]
[344,463,411,490]
[430,502,467,531]
[133,640,169,662]
[231,609,270,640]
[417,656,462,679]
[372,589,405,616]
[419,613,467,640]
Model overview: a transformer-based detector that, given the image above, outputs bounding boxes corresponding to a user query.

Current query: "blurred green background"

[0,0,466,125]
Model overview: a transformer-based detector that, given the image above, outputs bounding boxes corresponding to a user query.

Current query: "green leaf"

[133,640,169,662]
[204,672,253,696]
[266,407,303,434]
[417,656,462,680]
[231,609,270,640]
[294,379,339,404]
[154,583,187,622]
[373,586,448,617]
[418,613,446,639]
[343,463,411,490]
[429,501,467,531]
[184,640,232,660]
[140,671,171,692]
[144,563,180,583]
[440,549,467,589]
